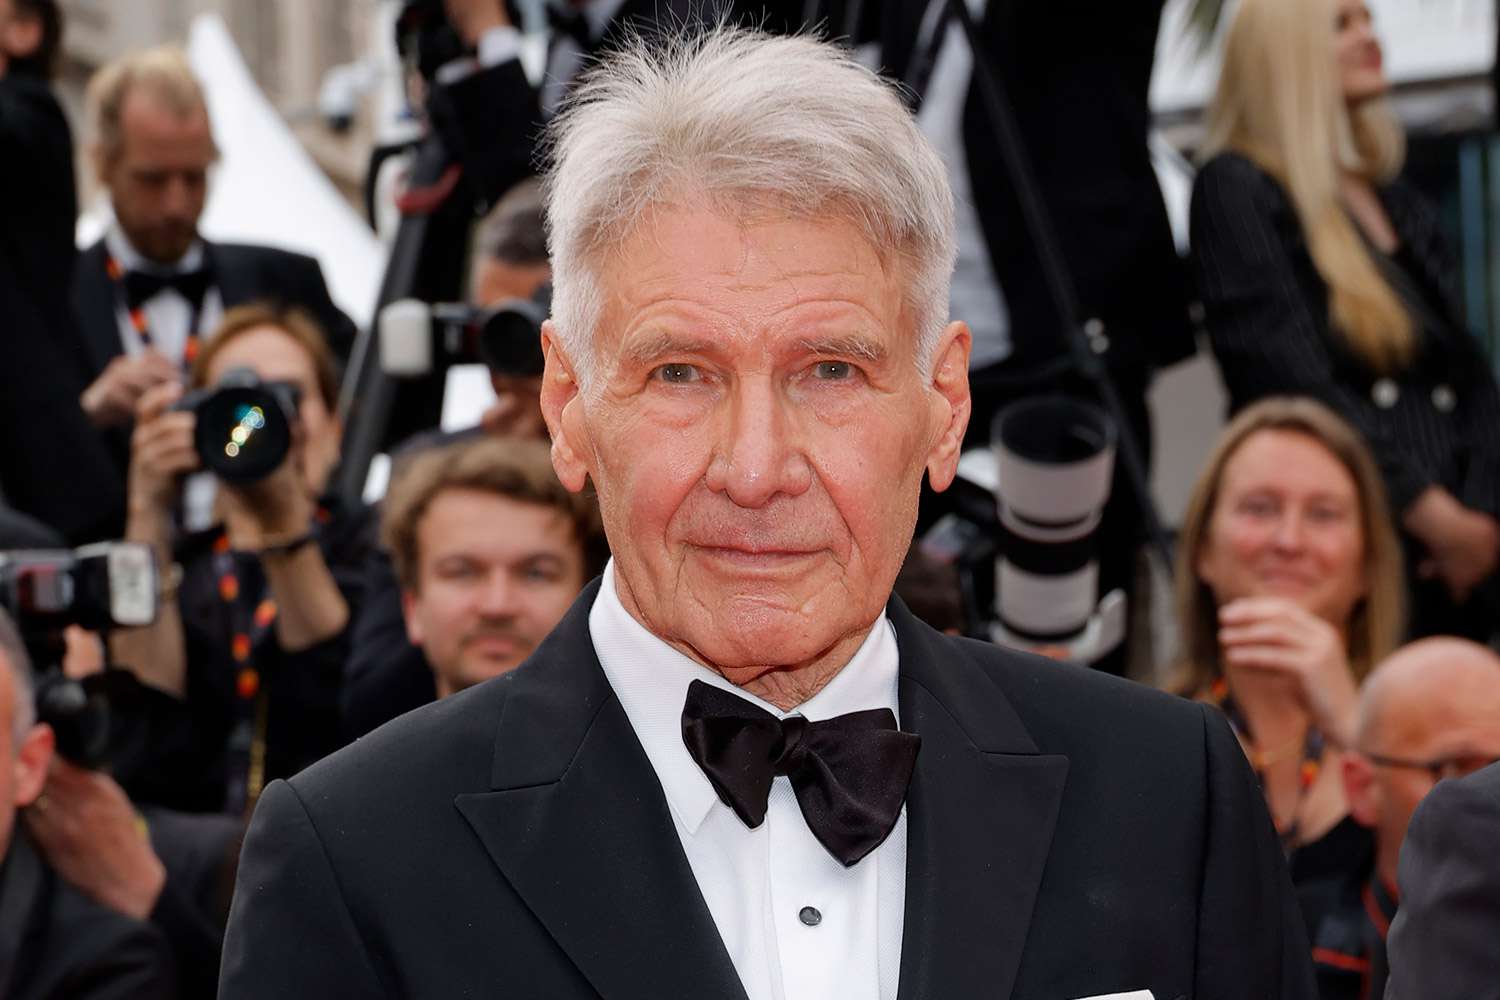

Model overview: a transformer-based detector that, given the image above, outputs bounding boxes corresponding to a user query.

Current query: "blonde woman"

[1191,0,1500,642]
[1173,398,1404,868]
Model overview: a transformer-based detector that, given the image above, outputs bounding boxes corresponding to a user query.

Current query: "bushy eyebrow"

[796,335,887,363]
[622,332,720,368]
[620,331,889,368]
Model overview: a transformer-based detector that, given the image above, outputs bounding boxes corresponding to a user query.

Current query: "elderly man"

[0,611,175,999]
[220,29,1314,999]
[1298,638,1500,1000]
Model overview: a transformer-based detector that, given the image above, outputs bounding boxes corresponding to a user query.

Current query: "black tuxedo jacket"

[0,829,176,1000]
[222,581,1315,999]
[71,238,357,382]
[876,0,1194,377]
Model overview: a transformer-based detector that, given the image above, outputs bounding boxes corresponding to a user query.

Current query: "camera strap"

[102,248,211,369]
[212,502,332,818]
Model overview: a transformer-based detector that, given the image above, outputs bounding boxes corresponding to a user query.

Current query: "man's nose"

[476,570,519,616]
[705,377,812,508]
[162,176,197,219]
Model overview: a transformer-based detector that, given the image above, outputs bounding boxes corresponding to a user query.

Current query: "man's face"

[542,207,970,687]
[402,488,588,696]
[1348,664,1500,872]
[0,654,54,858]
[101,88,215,264]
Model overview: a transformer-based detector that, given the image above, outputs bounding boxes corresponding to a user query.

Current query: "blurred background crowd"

[1,0,1499,997]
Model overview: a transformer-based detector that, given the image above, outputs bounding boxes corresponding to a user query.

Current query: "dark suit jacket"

[221,581,1316,999]
[0,828,176,1000]
[1191,152,1500,522]
[877,0,1194,378]
[72,238,357,383]
[1385,761,1500,1000]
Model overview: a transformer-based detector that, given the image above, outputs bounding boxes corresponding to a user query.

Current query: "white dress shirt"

[589,562,906,1000]
[913,0,1012,370]
[104,225,223,367]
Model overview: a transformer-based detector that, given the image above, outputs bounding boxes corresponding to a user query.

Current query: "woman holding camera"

[112,303,370,817]
[1172,397,1404,881]
[1191,0,1500,643]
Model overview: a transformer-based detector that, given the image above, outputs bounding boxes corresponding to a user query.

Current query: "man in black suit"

[1385,761,1500,1000]
[69,46,355,482]
[221,29,1314,999]
[0,610,175,999]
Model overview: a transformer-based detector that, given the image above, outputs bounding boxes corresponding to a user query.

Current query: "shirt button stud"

[1372,378,1399,409]
[798,906,822,927]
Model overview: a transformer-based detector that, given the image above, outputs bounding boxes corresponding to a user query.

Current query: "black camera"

[378,286,549,380]
[176,369,302,484]
[0,543,159,766]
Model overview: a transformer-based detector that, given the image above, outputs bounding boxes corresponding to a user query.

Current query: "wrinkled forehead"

[587,200,915,351]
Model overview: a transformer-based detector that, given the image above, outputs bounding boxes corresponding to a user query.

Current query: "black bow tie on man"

[123,266,214,315]
[681,678,920,867]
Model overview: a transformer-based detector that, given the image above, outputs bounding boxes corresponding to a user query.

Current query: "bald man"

[1297,638,1500,1000]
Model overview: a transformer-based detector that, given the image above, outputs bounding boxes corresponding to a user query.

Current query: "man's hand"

[24,760,167,921]
[1218,596,1359,748]
[127,380,198,519]
[1405,487,1500,603]
[444,0,510,48]
[81,351,180,429]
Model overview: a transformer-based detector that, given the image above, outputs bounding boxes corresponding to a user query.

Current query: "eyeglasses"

[1361,751,1500,782]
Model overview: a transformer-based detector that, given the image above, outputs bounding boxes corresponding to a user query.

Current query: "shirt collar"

[105,222,205,276]
[588,559,900,836]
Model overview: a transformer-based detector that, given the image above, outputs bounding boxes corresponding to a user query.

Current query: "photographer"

[0,609,175,1000]
[111,304,371,816]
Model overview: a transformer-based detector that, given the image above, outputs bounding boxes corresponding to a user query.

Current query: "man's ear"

[924,320,972,493]
[400,588,425,647]
[1342,752,1380,829]
[539,320,590,493]
[14,724,55,808]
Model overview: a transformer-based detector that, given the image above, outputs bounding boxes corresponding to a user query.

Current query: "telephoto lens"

[177,368,301,483]
[991,396,1118,653]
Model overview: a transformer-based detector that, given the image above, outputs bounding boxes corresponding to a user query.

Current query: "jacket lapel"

[890,598,1070,1000]
[71,240,125,377]
[454,581,748,1000]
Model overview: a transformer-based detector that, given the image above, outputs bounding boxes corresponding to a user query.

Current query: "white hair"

[543,26,957,389]
[0,609,34,748]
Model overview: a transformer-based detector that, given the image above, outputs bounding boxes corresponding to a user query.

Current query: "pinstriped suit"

[1191,152,1500,637]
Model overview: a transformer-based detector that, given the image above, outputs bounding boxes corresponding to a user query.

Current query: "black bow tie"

[123,267,213,314]
[681,679,920,867]
[546,4,594,49]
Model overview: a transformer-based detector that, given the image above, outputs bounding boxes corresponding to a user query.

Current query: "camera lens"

[194,385,294,483]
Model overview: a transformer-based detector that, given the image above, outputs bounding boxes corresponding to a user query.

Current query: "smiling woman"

[1170,396,1405,857]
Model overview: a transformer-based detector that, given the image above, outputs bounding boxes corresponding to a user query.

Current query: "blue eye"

[813,361,853,380]
[655,364,699,384]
